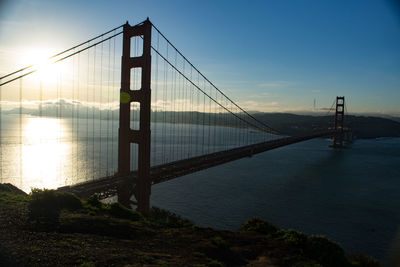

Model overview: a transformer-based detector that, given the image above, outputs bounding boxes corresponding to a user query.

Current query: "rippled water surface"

[152,137,400,261]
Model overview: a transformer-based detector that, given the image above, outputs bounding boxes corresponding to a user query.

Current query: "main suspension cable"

[151,23,279,134]
[151,46,274,135]
[0,31,123,87]
[0,24,124,81]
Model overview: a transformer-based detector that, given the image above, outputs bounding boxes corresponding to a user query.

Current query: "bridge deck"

[58,130,337,198]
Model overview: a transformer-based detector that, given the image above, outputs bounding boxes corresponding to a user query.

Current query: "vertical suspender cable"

[197,72,200,156]
[179,59,183,159]
[19,79,23,187]
[189,66,193,157]
[171,52,175,161]
[111,34,116,173]
[174,56,178,160]
[99,39,104,177]
[180,60,184,159]
[0,78,2,182]
[153,32,160,166]
[236,107,239,145]
[76,52,80,180]
[176,59,180,160]
[86,44,90,179]
[182,60,187,159]
[58,67,62,183]
[162,43,168,164]
[202,80,205,155]
[92,45,96,179]
[224,98,227,149]
[106,37,111,175]
[71,50,75,184]
[208,84,211,153]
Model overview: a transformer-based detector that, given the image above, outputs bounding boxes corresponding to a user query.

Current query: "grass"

[0,183,29,205]
[239,217,279,236]
[210,236,228,249]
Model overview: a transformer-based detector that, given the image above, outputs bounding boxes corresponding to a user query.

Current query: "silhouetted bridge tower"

[0,18,351,215]
[333,96,352,147]
[117,20,152,214]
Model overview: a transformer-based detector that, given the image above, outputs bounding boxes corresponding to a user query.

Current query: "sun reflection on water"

[20,117,71,192]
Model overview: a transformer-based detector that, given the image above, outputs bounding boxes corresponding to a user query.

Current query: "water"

[0,114,120,190]
[0,114,270,191]
[151,137,400,261]
[0,114,399,260]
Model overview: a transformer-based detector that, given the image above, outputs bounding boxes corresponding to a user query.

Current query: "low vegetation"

[0,183,380,266]
[239,217,379,267]
[28,188,82,225]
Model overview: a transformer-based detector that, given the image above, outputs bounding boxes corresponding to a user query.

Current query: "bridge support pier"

[117,182,135,208]
[118,19,152,215]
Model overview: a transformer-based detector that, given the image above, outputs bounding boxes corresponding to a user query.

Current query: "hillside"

[253,113,400,139]
[6,107,400,139]
[0,184,380,266]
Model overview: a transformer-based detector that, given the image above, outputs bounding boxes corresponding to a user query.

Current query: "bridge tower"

[333,96,345,147]
[118,19,152,215]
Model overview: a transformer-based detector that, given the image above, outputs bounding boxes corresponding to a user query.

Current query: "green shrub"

[107,202,143,221]
[346,252,380,267]
[58,192,83,210]
[281,229,308,246]
[149,206,192,227]
[0,183,27,195]
[0,184,28,204]
[28,189,82,223]
[207,259,224,267]
[240,217,279,236]
[294,262,323,267]
[79,261,95,267]
[0,184,16,193]
[305,234,349,267]
[210,236,228,249]
[86,194,102,208]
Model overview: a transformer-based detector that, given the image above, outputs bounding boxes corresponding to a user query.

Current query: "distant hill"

[387,116,400,123]
[253,113,400,139]
[6,105,399,139]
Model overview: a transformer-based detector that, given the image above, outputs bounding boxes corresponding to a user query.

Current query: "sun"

[18,47,67,83]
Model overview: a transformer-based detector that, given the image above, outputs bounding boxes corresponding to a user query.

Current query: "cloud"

[248,92,271,98]
[237,100,280,112]
[257,81,294,88]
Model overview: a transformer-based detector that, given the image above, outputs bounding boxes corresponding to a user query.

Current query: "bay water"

[151,137,400,261]
[0,114,398,260]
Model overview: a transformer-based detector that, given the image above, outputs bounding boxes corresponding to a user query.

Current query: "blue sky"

[1,0,399,115]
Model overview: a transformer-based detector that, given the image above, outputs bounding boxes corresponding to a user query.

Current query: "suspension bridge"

[0,18,351,214]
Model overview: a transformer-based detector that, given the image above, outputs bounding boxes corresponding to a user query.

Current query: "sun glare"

[21,117,70,191]
[18,47,67,83]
